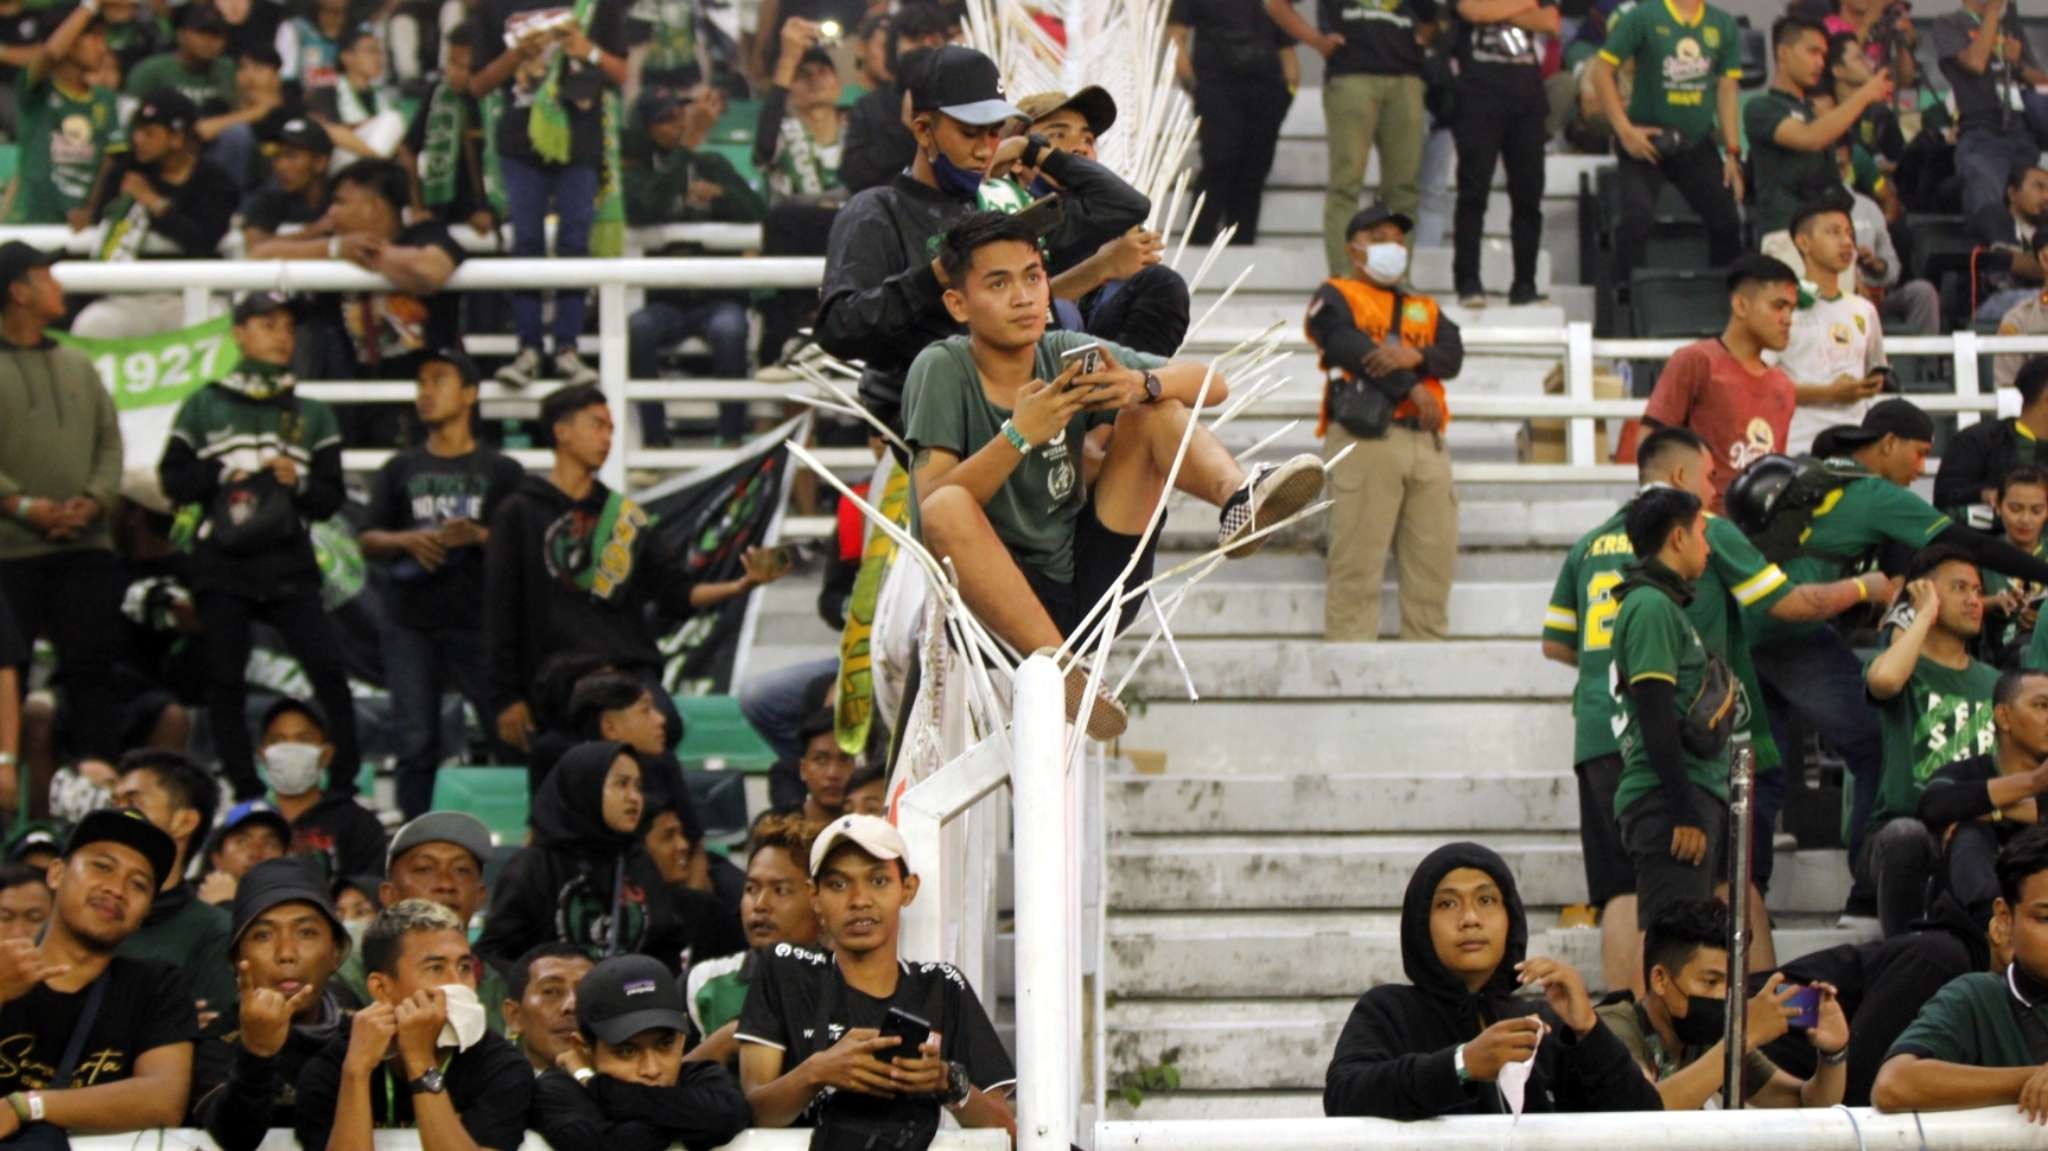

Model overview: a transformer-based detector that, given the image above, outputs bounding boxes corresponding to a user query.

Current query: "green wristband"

[1001,419,1031,454]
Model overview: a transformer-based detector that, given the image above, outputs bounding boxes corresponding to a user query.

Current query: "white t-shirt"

[1772,290,1888,455]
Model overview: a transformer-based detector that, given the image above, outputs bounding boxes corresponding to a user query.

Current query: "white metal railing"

[71,1130,1004,1151]
[1094,1108,2048,1149]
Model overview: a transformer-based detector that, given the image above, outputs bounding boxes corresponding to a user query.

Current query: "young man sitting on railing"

[1323,841,1663,1120]
[907,211,1326,739]
[736,814,1015,1144]
[1874,825,2048,1119]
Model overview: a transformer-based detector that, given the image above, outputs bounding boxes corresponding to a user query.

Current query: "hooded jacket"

[475,742,741,975]
[0,338,122,560]
[1323,843,1664,1119]
[482,474,696,715]
[115,879,237,1021]
[191,986,355,1151]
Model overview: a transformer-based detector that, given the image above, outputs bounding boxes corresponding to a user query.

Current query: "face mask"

[929,148,984,199]
[1669,992,1727,1048]
[438,982,488,1053]
[1362,242,1408,286]
[260,742,324,796]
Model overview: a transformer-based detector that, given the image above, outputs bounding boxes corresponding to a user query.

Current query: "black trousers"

[198,589,361,801]
[1191,73,1292,246]
[1452,76,1547,292]
[1613,140,1743,285]
[760,200,840,362]
[0,550,122,761]
[1085,264,1192,358]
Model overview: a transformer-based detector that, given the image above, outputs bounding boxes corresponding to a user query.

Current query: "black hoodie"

[1323,843,1664,1119]
[1757,891,1986,1106]
[482,474,697,716]
[475,742,742,975]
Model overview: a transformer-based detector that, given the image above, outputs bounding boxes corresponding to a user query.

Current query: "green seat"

[430,766,530,843]
[675,694,778,773]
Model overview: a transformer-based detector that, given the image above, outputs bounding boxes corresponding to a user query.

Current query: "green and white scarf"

[528,0,598,163]
[214,359,297,401]
[421,83,470,207]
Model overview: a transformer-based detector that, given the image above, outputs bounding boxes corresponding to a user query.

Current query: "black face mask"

[1669,992,1727,1048]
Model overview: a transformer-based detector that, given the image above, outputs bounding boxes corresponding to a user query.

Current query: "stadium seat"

[429,766,530,843]
[684,768,753,847]
[674,693,778,773]
[1629,267,1732,340]
[1737,17,1767,90]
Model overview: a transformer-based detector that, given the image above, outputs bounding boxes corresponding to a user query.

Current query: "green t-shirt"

[903,331,1166,584]
[629,0,696,74]
[1546,507,1634,766]
[1868,648,1998,829]
[7,73,118,225]
[124,51,235,108]
[1744,88,1839,235]
[1749,471,1952,647]
[1597,0,1743,140]
[1612,578,1731,819]
[1889,971,2046,1068]
[1696,514,1791,771]
[1983,537,2047,654]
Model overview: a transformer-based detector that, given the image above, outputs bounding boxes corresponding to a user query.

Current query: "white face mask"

[260,742,325,796]
[438,982,488,1053]
[1362,242,1409,286]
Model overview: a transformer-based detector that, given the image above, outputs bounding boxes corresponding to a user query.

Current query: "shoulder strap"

[48,972,111,1089]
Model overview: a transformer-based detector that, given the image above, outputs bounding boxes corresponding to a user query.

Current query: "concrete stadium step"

[1265,132,1616,195]
[1147,490,1613,550]
[1118,700,1572,775]
[1108,834,1852,914]
[1109,639,1575,702]
[1184,287,1575,344]
[1094,579,1547,639]
[1106,770,1575,834]
[1254,188,1577,246]
[1175,241,1554,297]
[1144,547,1568,584]
[1106,911,1863,1000]
[1103,1092,1324,1122]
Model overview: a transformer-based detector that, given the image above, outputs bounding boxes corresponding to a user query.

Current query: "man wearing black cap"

[529,954,750,1150]
[623,83,765,446]
[836,1,953,194]
[1308,202,1463,642]
[816,42,1150,437]
[124,4,234,110]
[362,350,523,819]
[5,4,114,227]
[74,87,238,341]
[158,290,362,804]
[242,117,335,257]
[738,814,1014,1135]
[0,809,194,1139]
[191,856,356,1151]
[1742,399,2048,921]
[0,238,128,771]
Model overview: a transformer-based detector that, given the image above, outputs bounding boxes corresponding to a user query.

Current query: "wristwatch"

[408,1067,447,1095]
[1140,371,1162,404]
[943,1060,972,1108]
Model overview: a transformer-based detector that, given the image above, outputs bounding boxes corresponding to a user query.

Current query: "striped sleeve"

[1545,548,1582,646]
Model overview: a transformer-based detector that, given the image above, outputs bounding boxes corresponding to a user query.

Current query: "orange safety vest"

[1308,277,1450,439]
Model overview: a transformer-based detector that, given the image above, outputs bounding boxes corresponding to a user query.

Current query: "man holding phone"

[735,814,1015,1139]
[1779,194,1891,456]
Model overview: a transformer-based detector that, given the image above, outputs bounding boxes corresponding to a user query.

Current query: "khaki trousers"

[1323,423,1457,641]
[1322,73,1427,276]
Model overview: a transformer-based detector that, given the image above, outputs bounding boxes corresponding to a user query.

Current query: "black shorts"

[1019,501,1162,641]
[1575,754,1637,906]
[1620,782,1729,928]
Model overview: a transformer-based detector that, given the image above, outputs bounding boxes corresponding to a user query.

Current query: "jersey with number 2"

[1546,505,1635,765]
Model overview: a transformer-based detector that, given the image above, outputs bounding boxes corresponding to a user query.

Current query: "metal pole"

[596,280,629,493]
[1722,733,1755,1112]
[1013,654,1074,1151]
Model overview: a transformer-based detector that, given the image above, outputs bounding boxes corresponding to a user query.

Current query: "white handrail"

[3,220,766,255]
[1095,1108,2048,1149]
[67,1130,1006,1151]
[49,255,825,292]
[1012,653,1076,1151]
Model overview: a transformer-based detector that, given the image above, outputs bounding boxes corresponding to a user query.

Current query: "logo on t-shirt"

[1830,322,1852,345]
[1664,37,1711,87]
[1729,417,1777,473]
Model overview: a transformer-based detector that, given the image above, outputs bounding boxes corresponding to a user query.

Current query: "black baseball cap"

[274,116,333,157]
[0,240,56,287]
[909,44,1023,126]
[5,825,61,864]
[178,4,227,34]
[636,87,688,125]
[420,347,482,387]
[1346,202,1413,238]
[261,695,330,736]
[65,808,178,888]
[1812,398,1936,457]
[576,954,690,1044]
[132,87,198,134]
[232,289,299,324]
[230,857,350,953]
[798,44,836,70]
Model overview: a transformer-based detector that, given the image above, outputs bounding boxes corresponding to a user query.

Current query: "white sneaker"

[1217,453,1326,559]
[496,347,543,388]
[1040,649,1128,742]
[554,348,599,386]
[1458,291,1487,309]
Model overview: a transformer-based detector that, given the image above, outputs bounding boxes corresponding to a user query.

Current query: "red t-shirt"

[1644,339,1798,510]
